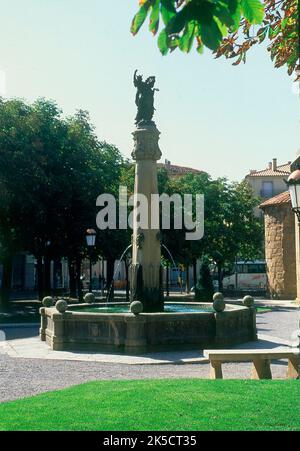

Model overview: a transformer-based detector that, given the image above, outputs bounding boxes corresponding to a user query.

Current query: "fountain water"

[106,244,132,302]
[161,243,181,291]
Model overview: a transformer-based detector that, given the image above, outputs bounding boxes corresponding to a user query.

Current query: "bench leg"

[210,361,223,379]
[286,356,300,379]
[251,358,272,379]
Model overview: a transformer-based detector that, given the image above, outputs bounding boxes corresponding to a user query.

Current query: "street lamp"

[85,228,96,293]
[286,166,300,324]
[286,169,300,223]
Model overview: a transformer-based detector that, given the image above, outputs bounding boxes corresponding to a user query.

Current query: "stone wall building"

[260,191,296,299]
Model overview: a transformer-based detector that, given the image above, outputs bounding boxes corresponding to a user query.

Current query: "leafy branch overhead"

[131,0,299,77]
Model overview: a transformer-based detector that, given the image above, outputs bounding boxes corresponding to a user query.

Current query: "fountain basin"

[40,301,257,353]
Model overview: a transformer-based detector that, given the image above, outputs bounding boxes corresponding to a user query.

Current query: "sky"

[0,0,299,181]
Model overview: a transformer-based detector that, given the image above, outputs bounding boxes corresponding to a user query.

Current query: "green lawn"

[0,379,299,431]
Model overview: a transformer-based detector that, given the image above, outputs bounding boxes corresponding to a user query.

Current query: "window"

[237,263,266,274]
[261,181,273,198]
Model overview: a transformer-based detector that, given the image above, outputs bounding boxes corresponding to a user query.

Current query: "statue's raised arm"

[133,69,138,88]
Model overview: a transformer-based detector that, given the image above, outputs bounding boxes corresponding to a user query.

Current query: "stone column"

[130,124,164,312]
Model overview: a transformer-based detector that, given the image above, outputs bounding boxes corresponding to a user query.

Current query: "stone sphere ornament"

[243,295,254,307]
[84,293,95,304]
[130,301,143,315]
[213,298,226,313]
[213,292,224,302]
[42,296,53,308]
[55,299,68,313]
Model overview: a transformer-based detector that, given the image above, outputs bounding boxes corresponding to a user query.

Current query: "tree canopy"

[131,0,299,78]
[164,172,264,271]
[0,97,123,303]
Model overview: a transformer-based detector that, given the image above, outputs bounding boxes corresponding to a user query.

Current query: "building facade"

[245,158,291,217]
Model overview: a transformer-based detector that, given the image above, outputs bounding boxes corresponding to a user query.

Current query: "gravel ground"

[256,308,299,340]
[0,309,299,403]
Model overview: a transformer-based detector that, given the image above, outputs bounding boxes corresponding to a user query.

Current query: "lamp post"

[85,229,96,293]
[286,168,300,337]
[286,169,300,306]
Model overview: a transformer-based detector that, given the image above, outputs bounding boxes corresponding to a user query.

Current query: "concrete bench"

[203,348,300,380]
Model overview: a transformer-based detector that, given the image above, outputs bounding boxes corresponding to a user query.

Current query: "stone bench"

[203,348,300,380]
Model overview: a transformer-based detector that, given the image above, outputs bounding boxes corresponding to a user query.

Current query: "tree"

[161,173,264,290]
[131,0,298,77]
[215,0,299,76]
[0,98,124,305]
[195,258,214,301]
[203,178,264,290]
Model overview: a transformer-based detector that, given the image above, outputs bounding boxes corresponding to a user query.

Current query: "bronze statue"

[133,70,159,126]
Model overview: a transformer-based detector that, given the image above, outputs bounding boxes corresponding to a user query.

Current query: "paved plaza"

[0,306,299,403]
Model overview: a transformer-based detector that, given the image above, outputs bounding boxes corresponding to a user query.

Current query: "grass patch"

[256,307,272,314]
[0,379,299,431]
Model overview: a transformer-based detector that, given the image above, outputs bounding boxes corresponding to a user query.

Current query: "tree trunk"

[0,255,12,308]
[106,257,115,301]
[217,263,223,292]
[75,256,83,302]
[125,260,130,302]
[68,259,77,299]
[166,261,169,297]
[186,262,190,294]
[44,256,51,296]
[193,259,197,288]
[36,256,44,301]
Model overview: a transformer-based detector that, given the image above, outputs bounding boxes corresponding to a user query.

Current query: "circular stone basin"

[69,303,215,314]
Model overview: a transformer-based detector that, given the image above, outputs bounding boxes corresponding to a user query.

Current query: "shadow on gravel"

[0,326,39,340]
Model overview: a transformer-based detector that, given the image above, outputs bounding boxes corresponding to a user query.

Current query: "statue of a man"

[133,70,159,126]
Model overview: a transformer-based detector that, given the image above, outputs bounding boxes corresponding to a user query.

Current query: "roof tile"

[158,163,203,177]
[259,191,291,208]
[247,162,290,177]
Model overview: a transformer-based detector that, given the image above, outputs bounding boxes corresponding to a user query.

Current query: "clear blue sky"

[0,0,299,180]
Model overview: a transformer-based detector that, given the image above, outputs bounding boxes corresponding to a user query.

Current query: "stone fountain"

[40,72,257,353]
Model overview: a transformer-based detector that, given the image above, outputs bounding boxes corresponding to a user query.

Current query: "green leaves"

[131,0,265,55]
[157,29,169,54]
[149,0,160,35]
[131,1,152,36]
[214,2,235,28]
[200,20,224,50]
[160,0,176,25]
[179,22,196,52]
[241,0,264,24]
[230,3,242,31]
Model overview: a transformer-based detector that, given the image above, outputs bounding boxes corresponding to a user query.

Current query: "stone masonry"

[260,192,296,300]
